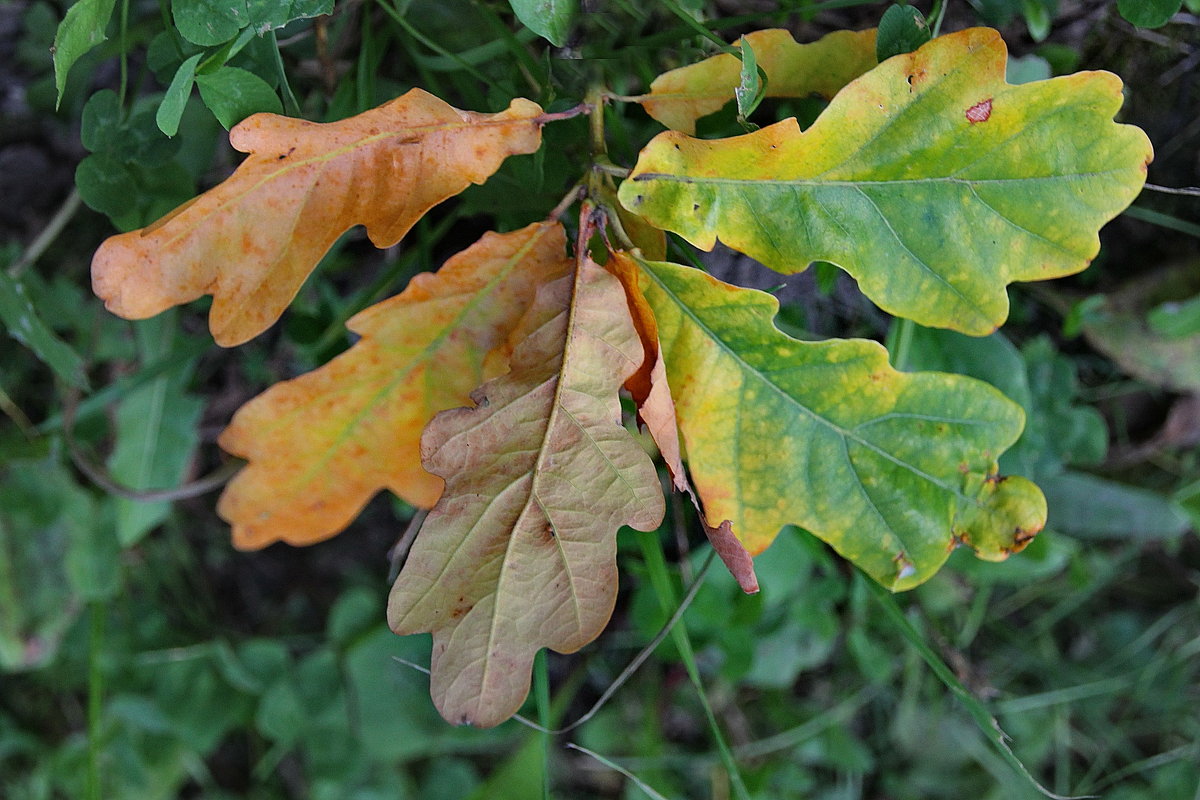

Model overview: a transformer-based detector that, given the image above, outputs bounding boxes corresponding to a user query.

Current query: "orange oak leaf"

[388,251,665,728]
[91,89,550,346]
[217,223,571,550]
[606,249,685,491]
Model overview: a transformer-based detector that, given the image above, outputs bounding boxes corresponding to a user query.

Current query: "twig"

[565,743,673,800]
[62,384,243,502]
[548,181,585,222]
[1143,183,1200,197]
[9,189,81,278]
[603,91,651,104]
[592,162,631,179]
[0,384,36,439]
[539,102,592,124]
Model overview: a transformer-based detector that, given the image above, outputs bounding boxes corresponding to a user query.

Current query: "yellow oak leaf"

[217,223,571,550]
[92,89,549,346]
[631,255,1043,590]
[388,251,665,727]
[642,28,878,134]
[608,249,758,593]
[622,28,1153,335]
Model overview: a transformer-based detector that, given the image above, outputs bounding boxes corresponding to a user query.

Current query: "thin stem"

[378,0,495,86]
[86,602,105,800]
[930,0,949,38]
[9,189,81,278]
[1143,183,1200,197]
[591,162,630,179]
[864,575,1086,800]
[0,383,36,439]
[269,31,302,116]
[656,0,736,52]
[535,650,552,800]
[548,181,585,221]
[63,382,243,502]
[637,536,750,800]
[603,91,651,104]
[386,509,428,581]
[564,744,672,800]
[117,0,130,106]
[587,86,608,159]
[538,103,592,124]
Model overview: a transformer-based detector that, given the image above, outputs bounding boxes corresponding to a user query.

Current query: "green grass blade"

[863,573,1091,800]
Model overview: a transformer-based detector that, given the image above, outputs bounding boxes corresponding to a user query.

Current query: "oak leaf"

[629,255,1044,590]
[620,28,1153,335]
[217,223,571,549]
[607,250,758,593]
[92,89,548,346]
[641,28,878,134]
[387,252,665,727]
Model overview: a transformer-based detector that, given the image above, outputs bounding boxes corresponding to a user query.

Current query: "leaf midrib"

[631,170,1130,188]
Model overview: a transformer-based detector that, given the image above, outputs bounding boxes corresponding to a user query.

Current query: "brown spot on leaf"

[966,98,993,124]
[1012,525,1039,548]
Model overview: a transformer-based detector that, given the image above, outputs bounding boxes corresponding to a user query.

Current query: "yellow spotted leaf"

[632,255,1044,590]
[92,89,549,346]
[620,28,1153,335]
[642,28,879,134]
[388,253,665,727]
[217,223,571,550]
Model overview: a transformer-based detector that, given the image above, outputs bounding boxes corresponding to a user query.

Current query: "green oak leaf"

[619,28,1152,336]
[631,256,1044,590]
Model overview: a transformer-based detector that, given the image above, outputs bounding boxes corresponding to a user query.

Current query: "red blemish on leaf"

[966,98,992,124]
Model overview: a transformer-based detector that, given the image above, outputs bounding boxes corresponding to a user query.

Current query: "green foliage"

[0,273,88,390]
[52,0,116,105]
[1118,0,1182,28]
[507,0,577,47]
[875,3,929,62]
[194,66,284,129]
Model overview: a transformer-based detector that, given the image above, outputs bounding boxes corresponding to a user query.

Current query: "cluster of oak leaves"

[89,27,1150,726]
